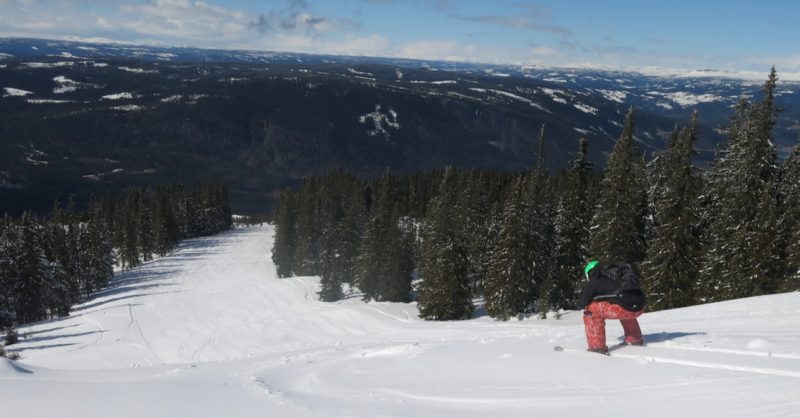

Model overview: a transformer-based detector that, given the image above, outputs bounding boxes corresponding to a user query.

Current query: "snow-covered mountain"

[3,225,799,417]
[2,37,799,215]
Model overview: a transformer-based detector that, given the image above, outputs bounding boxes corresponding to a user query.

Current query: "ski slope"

[2,225,800,417]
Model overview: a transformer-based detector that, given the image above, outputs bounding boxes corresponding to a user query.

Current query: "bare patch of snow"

[470,88,551,113]
[52,76,101,94]
[574,103,598,115]
[118,66,158,74]
[648,91,724,107]
[597,89,627,103]
[410,80,457,85]
[358,104,400,140]
[102,92,136,100]
[110,105,145,112]
[2,87,34,97]
[347,68,373,77]
[160,94,209,104]
[22,61,75,69]
[574,127,591,135]
[27,99,72,104]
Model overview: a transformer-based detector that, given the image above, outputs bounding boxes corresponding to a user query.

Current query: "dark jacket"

[577,269,622,310]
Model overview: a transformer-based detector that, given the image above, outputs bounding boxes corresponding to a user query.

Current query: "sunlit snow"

[3,226,799,418]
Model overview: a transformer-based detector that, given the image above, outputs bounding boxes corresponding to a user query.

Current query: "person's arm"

[576,279,597,310]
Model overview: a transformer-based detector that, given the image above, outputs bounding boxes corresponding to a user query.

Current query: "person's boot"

[587,347,609,355]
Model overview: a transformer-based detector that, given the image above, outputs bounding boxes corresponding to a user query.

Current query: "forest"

[272,69,800,320]
[0,181,233,344]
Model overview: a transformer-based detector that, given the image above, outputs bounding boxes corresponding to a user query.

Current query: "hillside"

[3,225,799,417]
[2,38,799,215]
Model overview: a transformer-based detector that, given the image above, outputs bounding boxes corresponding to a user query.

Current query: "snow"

[3,225,800,417]
[541,88,568,104]
[574,103,599,115]
[2,87,34,97]
[22,61,75,68]
[470,88,551,113]
[597,89,627,103]
[118,66,158,74]
[160,94,208,104]
[647,91,724,107]
[347,68,373,77]
[111,105,145,112]
[26,99,71,104]
[410,80,457,85]
[102,92,135,100]
[53,76,100,94]
[358,104,400,139]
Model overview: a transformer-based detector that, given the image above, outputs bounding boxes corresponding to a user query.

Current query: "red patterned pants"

[583,301,643,350]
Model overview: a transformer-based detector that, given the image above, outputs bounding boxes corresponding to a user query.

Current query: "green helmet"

[584,260,600,279]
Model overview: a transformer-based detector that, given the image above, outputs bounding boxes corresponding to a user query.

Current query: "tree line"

[272,69,800,320]
[0,182,233,330]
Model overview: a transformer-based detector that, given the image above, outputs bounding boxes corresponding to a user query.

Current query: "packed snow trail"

[2,225,800,417]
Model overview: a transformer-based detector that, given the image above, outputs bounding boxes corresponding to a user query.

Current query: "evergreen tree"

[643,111,702,310]
[700,70,781,301]
[83,204,115,295]
[549,138,594,310]
[485,176,536,320]
[590,107,648,263]
[293,179,322,276]
[460,171,501,297]
[355,170,413,302]
[779,145,800,291]
[11,213,53,323]
[0,215,15,314]
[526,126,556,314]
[273,190,298,278]
[417,167,473,320]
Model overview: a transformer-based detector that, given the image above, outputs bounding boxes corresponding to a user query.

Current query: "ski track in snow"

[2,225,800,417]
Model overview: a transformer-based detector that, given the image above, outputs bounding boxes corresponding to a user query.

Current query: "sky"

[1,0,798,76]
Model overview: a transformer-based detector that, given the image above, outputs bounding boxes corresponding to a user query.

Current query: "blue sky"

[1,0,798,76]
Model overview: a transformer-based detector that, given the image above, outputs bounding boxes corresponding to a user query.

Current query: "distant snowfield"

[3,225,800,417]
[2,87,33,97]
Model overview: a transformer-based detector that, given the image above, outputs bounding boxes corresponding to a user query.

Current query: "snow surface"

[573,103,598,115]
[102,92,135,100]
[3,225,800,417]
[118,66,158,74]
[2,87,34,97]
[646,91,724,106]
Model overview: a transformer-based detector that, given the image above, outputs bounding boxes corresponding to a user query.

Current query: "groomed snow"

[2,225,800,417]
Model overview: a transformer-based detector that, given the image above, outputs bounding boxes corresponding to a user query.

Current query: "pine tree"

[699,70,781,301]
[0,215,15,314]
[417,167,473,320]
[778,145,800,291]
[485,176,536,320]
[11,213,53,323]
[83,204,115,295]
[355,170,413,302]
[549,138,594,310]
[590,107,648,263]
[460,171,500,297]
[293,179,322,276]
[273,190,298,278]
[526,126,556,314]
[643,111,702,310]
